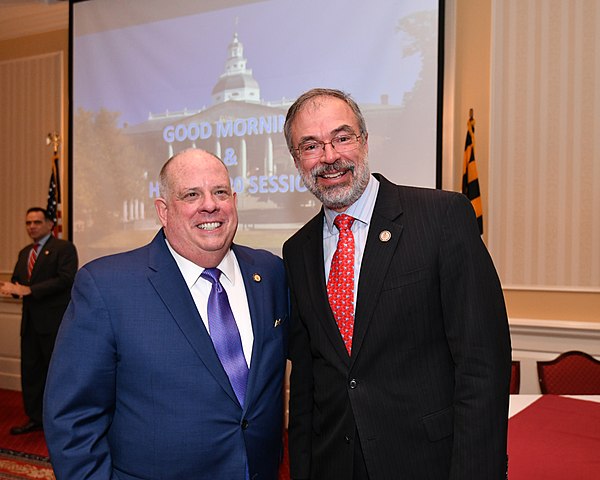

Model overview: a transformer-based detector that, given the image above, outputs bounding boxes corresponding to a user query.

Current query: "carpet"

[508,395,600,480]
[0,449,54,480]
[278,430,290,480]
[0,389,48,458]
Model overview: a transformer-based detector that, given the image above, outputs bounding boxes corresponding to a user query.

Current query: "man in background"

[44,149,289,479]
[0,207,78,435]
[282,88,511,479]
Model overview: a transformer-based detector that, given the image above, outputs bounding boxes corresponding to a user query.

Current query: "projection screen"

[71,0,443,264]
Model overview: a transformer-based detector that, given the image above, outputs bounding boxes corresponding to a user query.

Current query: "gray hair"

[283,88,368,156]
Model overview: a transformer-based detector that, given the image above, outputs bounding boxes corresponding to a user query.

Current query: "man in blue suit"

[44,149,289,479]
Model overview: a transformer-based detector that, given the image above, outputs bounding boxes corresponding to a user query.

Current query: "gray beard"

[300,156,371,210]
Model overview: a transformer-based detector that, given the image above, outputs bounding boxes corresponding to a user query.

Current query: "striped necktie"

[27,243,40,279]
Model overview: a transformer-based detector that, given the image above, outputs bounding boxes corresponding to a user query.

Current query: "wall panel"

[489,0,600,291]
[0,52,63,275]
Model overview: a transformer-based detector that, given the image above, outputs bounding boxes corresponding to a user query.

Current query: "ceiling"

[0,0,68,42]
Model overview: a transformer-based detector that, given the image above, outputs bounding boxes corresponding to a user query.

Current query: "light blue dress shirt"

[323,174,380,312]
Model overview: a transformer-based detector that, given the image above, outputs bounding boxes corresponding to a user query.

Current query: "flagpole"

[46,132,63,238]
[46,132,60,155]
[462,111,484,235]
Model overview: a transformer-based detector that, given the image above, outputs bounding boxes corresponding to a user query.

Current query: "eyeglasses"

[295,133,363,161]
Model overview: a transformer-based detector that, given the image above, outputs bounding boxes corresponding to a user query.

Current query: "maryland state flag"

[462,112,483,235]
[47,152,63,238]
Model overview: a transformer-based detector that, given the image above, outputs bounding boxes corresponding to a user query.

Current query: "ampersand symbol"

[223,148,238,166]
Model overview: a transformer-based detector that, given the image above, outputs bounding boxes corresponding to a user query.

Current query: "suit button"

[241,419,249,430]
[349,379,357,389]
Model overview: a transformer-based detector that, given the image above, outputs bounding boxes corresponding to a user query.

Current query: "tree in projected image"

[73,108,152,264]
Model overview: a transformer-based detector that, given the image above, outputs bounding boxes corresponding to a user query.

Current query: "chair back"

[510,360,520,394]
[537,351,600,394]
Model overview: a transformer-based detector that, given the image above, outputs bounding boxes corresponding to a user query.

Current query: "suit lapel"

[301,213,351,365]
[146,231,240,406]
[351,176,404,364]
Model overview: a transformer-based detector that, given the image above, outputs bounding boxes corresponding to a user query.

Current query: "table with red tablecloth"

[508,395,600,479]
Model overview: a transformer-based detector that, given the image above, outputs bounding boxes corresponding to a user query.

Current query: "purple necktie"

[201,268,248,406]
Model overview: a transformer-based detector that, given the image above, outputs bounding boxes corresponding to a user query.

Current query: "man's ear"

[154,198,168,227]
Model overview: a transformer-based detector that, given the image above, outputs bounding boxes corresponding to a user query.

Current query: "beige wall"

[1,4,598,323]
[448,0,599,323]
[0,29,69,282]
[0,29,68,140]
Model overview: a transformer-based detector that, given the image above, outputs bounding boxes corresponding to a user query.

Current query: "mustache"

[311,160,355,177]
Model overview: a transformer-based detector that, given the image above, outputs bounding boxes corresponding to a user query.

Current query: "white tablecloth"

[509,394,600,417]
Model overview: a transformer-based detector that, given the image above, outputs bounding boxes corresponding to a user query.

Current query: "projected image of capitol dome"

[121,26,402,250]
[211,32,261,104]
[124,29,314,230]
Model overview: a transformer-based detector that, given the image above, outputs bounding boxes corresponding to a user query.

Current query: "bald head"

[154,148,238,267]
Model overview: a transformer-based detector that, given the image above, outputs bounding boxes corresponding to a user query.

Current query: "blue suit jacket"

[44,231,289,480]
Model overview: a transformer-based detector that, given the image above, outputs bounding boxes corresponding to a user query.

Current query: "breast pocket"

[381,266,429,292]
[266,313,288,360]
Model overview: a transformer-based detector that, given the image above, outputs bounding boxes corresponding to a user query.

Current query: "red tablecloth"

[508,395,600,479]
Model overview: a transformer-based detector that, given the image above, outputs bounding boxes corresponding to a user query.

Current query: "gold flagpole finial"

[46,132,61,154]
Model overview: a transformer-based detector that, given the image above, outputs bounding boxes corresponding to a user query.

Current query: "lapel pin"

[44,250,50,255]
[274,318,281,327]
[379,230,392,242]
[252,273,261,282]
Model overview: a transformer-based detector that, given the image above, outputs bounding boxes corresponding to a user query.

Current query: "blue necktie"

[201,268,248,406]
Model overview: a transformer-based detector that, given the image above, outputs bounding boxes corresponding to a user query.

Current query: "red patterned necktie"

[27,243,40,279]
[327,214,355,354]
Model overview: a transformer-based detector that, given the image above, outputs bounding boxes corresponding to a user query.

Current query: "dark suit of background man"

[0,207,78,435]
[44,149,289,480]
[282,88,511,480]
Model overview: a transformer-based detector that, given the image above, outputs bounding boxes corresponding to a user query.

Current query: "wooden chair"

[510,360,521,394]
[537,351,600,394]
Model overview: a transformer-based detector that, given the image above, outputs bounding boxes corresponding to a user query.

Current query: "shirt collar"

[164,239,237,288]
[36,233,52,248]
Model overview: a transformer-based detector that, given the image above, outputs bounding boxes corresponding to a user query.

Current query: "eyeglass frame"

[293,131,365,160]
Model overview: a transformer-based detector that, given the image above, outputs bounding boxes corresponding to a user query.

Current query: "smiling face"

[154,150,237,268]
[289,95,371,212]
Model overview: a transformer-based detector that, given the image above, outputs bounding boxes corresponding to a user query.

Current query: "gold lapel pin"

[274,318,281,327]
[253,273,261,282]
[379,230,392,242]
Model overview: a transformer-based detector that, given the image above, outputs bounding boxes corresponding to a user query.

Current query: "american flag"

[47,152,62,238]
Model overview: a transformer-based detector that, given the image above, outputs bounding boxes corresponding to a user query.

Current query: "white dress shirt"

[165,240,254,367]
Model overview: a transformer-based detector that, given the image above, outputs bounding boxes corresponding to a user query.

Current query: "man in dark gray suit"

[0,207,78,435]
[282,88,511,479]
